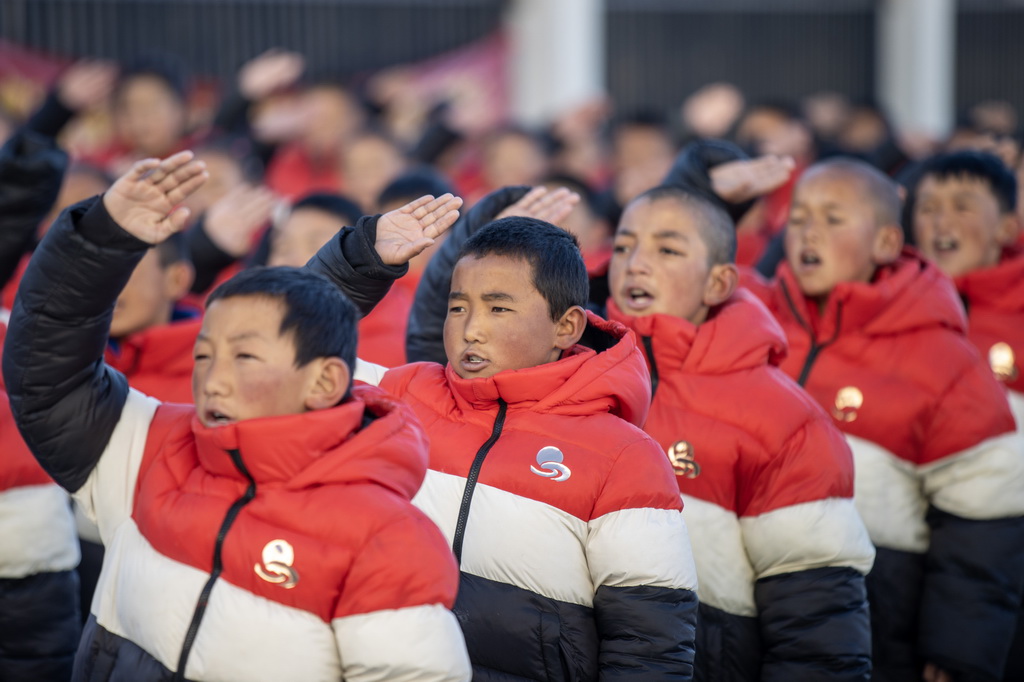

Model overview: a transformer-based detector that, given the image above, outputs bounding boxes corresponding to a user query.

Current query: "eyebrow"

[195,331,266,343]
[617,227,690,241]
[448,291,516,302]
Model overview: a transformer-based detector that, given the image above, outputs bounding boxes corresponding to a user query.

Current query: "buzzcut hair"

[377,168,454,210]
[807,157,903,226]
[458,217,589,321]
[206,267,358,375]
[919,150,1018,214]
[290,192,363,227]
[632,185,738,266]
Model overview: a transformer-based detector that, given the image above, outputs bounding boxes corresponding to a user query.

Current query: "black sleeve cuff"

[340,215,409,280]
[24,90,77,139]
[76,197,152,252]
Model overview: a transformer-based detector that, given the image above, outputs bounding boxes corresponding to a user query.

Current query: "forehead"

[282,207,347,234]
[451,254,539,295]
[794,167,872,206]
[917,173,1000,201]
[200,296,287,339]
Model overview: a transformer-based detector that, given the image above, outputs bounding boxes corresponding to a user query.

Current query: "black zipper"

[451,399,507,566]
[173,448,257,681]
[641,335,660,399]
[780,281,843,387]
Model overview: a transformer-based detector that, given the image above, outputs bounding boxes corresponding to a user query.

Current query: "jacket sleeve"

[331,511,471,681]
[1,196,150,492]
[740,419,875,681]
[304,214,409,318]
[917,431,1024,680]
[405,185,531,363]
[0,128,68,288]
[587,438,699,680]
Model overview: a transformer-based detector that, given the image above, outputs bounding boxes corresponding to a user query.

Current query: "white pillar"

[877,0,957,140]
[506,0,605,127]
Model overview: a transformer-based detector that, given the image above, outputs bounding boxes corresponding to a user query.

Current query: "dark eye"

[613,243,629,254]
[236,353,259,361]
[659,247,683,256]
[491,306,511,313]
[193,353,210,361]
[448,305,465,314]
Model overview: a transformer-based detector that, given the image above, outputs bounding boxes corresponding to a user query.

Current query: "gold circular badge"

[832,386,864,422]
[989,343,1018,383]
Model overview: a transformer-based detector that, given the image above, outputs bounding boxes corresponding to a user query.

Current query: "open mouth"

[799,249,822,266]
[623,286,655,310]
[933,235,959,253]
[204,410,235,426]
[460,351,491,372]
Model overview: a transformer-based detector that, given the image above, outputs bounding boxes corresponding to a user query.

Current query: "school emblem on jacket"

[668,441,700,478]
[530,446,571,482]
[989,343,1018,382]
[832,386,864,422]
[255,539,299,589]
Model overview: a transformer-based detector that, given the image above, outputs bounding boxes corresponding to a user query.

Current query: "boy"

[405,182,875,680]
[3,152,471,681]
[607,185,875,681]
[912,150,1024,428]
[748,157,1024,682]
[308,204,699,678]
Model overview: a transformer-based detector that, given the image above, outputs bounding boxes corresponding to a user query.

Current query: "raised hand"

[204,184,278,257]
[57,59,119,111]
[496,186,580,224]
[375,194,463,266]
[238,49,306,101]
[709,155,796,204]
[103,151,208,245]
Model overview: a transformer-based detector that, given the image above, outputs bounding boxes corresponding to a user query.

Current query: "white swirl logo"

[530,446,571,482]
[254,539,299,589]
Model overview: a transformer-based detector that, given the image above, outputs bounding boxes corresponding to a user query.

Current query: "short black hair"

[919,150,1017,214]
[377,167,454,210]
[206,267,358,376]
[458,217,588,321]
[115,53,189,103]
[155,231,189,268]
[290,192,363,226]
[806,157,903,225]
[630,185,737,266]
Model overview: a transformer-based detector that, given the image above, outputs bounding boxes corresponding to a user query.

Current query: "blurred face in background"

[40,167,110,237]
[268,207,345,268]
[183,148,248,216]
[483,130,549,190]
[342,133,407,211]
[110,249,193,338]
[301,85,365,157]
[114,74,187,157]
[611,124,675,207]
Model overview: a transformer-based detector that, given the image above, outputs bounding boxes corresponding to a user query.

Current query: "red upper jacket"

[73,384,469,680]
[754,251,1016,466]
[364,312,699,679]
[605,291,874,681]
[955,246,1024,397]
[356,284,412,369]
[105,317,202,404]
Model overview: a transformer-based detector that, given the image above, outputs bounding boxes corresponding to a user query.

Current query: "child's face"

[114,75,186,157]
[110,250,190,338]
[785,169,896,299]
[444,254,568,379]
[913,174,1015,277]
[192,296,324,427]
[609,197,716,325]
[268,208,345,268]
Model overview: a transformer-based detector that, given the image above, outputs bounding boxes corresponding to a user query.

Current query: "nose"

[462,309,486,344]
[198,357,231,398]
[625,245,652,275]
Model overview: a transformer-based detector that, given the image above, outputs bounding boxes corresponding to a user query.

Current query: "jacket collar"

[955,246,1024,313]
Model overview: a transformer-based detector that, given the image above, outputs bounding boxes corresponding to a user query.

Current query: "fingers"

[143,151,197,185]
[162,206,193,235]
[164,166,210,206]
[400,194,437,214]
[125,158,161,182]
[497,186,580,223]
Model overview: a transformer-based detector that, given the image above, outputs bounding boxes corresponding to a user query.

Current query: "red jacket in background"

[752,249,1024,681]
[607,291,874,681]
[105,317,202,404]
[955,246,1024,425]
[356,284,412,369]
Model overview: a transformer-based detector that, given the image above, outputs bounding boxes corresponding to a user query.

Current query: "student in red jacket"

[3,152,471,681]
[912,150,1024,428]
[308,205,699,679]
[607,184,875,681]
[749,157,1024,682]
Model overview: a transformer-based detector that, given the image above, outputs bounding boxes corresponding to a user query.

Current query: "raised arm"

[305,193,462,317]
[2,152,207,491]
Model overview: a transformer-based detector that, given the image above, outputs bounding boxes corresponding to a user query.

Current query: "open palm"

[375,193,463,266]
[102,152,208,245]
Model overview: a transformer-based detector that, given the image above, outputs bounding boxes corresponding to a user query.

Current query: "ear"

[304,358,351,411]
[553,306,588,351]
[872,224,904,265]
[703,263,739,308]
[163,261,195,302]
[996,212,1021,247]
